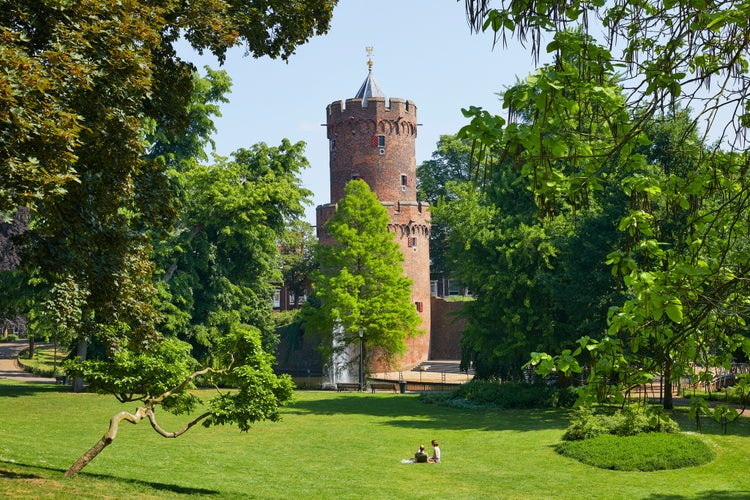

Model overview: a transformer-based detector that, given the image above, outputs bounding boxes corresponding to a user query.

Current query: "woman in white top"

[429,440,441,463]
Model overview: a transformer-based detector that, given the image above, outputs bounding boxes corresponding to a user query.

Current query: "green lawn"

[1,380,749,499]
[15,344,66,376]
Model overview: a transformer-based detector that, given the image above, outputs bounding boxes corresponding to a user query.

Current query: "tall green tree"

[416,135,472,277]
[156,140,313,358]
[460,4,750,415]
[1,0,335,475]
[306,180,423,373]
[3,0,336,392]
[432,31,628,380]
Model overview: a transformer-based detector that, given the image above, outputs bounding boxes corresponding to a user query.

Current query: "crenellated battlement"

[326,98,418,140]
[327,97,417,120]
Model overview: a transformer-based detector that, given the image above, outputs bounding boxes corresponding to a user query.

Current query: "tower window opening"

[415,301,423,312]
[351,174,361,181]
[401,174,409,187]
[407,236,417,248]
[371,134,385,147]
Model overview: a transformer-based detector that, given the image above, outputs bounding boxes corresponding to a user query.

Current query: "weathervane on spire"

[366,46,374,72]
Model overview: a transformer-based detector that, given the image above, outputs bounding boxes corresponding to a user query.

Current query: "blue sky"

[177,1,551,223]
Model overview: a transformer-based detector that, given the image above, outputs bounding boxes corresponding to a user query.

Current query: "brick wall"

[326,97,418,204]
[429,297,466,360]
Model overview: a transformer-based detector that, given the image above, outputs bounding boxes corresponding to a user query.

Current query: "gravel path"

[0,340,56,383]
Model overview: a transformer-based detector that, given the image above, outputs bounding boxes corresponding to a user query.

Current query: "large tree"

[416,135,472,277]
[61,68,312,475]
[2,0,336,388]
[460,3,750,413]
[305,180,423,375]
[1,0,335,475]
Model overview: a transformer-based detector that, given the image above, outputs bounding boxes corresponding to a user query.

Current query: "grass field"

[14,344,67,377]
[1,380,749,499]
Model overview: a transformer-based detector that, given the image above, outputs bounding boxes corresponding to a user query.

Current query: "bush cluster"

[423,380,577,409]
[562,405,679,441]
[1,334,20,342]
[555,433,714,471]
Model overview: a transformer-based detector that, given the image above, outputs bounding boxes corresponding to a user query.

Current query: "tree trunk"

[72,338,88,393]
[663,362,674,410]
[162,223,204,283]
[65,409,146,477]
[27,335,35,359]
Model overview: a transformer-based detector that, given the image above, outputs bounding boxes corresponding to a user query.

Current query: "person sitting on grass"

[414,444,428,463]
[428,440,440,463]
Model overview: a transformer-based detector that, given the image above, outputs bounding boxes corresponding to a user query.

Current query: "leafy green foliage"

[64,337,200,412]
[562,405,679,441]
[155,139,312,359]
[555,433,714,471]
[452,10,750,417]
[431,144,623,379]
[466,0,750,150]
[416,135,472,275]
[428,379,576,409]
[2,0,334,472]
[305,180,422,370]
[2,0,335,360]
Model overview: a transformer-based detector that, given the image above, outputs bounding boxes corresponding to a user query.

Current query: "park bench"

[336,382,361,392]
[369,382,397,393]
[54,374,68,385]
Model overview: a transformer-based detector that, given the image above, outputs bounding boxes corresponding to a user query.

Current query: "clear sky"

[177,1,549,223]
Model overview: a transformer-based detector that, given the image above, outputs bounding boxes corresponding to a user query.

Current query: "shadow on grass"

[644,491,750,499]
[0,461,219,496]
[669,408,750,438]
[288,393,569,432]
[0,382,67,397]
[0,468,41,480]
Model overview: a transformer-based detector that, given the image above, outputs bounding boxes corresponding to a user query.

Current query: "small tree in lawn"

[307,180,422,375]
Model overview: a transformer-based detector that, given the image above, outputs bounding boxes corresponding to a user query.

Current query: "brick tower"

[316,50,431,372]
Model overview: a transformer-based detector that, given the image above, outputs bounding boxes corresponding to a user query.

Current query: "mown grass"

[16,344,66,377]
[1,380,749,499]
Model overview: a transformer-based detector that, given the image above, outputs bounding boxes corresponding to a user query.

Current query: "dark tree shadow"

[0,461,219,496]
[645,491,750,499]
[287,393,570,432]
[0,382,67,397]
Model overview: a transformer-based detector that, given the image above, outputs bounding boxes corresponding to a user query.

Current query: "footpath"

[0,340,56,384]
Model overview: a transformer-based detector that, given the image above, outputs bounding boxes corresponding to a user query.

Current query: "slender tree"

[305,180,423,374]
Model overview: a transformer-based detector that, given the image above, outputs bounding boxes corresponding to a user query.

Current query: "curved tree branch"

[64,408,148,477]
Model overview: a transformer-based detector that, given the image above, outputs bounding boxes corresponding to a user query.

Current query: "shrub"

[563,405,679,441]
[427,380,577,409]
[555,432,714,471]
[1,334,19,342]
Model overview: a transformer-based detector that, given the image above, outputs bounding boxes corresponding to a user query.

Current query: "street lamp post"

[358,327,364,391]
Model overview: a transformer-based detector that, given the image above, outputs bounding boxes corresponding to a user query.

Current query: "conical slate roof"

[354,57,384,105]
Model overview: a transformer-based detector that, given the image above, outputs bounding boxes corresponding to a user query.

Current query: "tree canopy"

[456,3,750,415]
[305,180,423,373]
[1,0,336,475]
